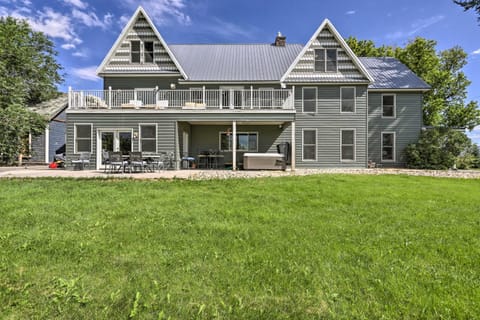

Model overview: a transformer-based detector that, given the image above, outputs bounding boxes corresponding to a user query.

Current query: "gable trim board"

[281,19,374,84]
[96,6,187,79]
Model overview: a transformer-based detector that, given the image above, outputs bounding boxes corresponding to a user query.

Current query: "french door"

[97,129,132,170]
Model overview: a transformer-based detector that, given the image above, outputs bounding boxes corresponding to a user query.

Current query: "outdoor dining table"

[197,154,224,169]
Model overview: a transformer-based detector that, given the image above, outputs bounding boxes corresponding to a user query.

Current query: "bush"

[405,128,475,169]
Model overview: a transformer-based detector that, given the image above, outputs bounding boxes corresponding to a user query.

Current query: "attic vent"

[274,31,286,47]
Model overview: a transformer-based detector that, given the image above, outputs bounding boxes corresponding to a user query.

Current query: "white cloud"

[386,15,445,40]
[345,10,356,15]
[71,66,100,82]
[124,0,191,25]
[61,43,76,50]
[72,49,88,58]
[472,48,480,55]
[201,17,255,39]
[72,8,112,29]
[64,0,87,10]
[119,14,130,26]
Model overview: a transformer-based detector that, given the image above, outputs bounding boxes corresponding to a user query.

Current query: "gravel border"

[0,166,479,180]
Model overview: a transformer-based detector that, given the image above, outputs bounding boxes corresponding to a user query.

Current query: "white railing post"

[202,86,206,104]
[250,86,253,109]
[80,91,84,108]
[108,86,112,109]
[155,86,159,107]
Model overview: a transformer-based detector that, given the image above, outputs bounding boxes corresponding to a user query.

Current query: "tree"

[0,17,63,164]
[346,37,480,130]
[454,0,480,23]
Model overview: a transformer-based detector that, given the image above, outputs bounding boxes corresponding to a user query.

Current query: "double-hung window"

[144,41,154,63]
[220,132,258,151]
[314,48,337,72]
[139,124,157,153]
[75,124,92,153]
[131,41,141,63]
[382,94,396,118]
[302,129,317,161]
[303,87,317,113]
[341,87,355,113]
[341,129,355,161]
[382,132,395,161]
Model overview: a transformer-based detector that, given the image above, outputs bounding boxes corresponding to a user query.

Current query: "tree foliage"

[0,17,63,163]
[405,128,476,169]
[454,0,480,23]
[346,36,480,130]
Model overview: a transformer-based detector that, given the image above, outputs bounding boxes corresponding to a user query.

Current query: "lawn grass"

[0,174,479,319]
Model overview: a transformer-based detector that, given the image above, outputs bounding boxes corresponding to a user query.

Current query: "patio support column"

[232,121,237,170]
[291,121,296,171]
[45,124,50,164]
[175,121,180,170]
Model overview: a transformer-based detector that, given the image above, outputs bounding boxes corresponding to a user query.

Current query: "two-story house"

[66,6,429,170]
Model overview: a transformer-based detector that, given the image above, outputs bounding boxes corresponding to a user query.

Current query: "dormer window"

[144,41,154,63]
[314,48,337,72]
[131,41,141,63]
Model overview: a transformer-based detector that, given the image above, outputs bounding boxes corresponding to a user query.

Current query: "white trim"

[96,128,134,170]
[340,128,356,162]
[302,128,317,162]
[340,86,356,113]
[381,131,396,162]
[368,88,430,92]
[96,6,188,79]
[45,125,50,163]
[302,87,317,113]
[314,48,338,73]
[130,40,140,63]
[381,93,396,119]
[281,19,374,83]
[138,123,158,153]
[291,121,296,170]
[74,123,93,154]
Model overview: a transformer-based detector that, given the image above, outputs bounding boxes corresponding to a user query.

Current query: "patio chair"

[102,150,111,173]
[71,152,90,170]
[129,152,147,173]
[109,152,125,173]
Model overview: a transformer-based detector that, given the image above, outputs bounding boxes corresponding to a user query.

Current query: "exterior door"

[220,86,244,109]
[97,130,132,170]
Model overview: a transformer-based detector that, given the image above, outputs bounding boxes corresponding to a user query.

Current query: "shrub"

[405,128,474,169]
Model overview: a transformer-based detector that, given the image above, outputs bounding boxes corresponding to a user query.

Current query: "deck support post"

[291,121,296,171]
[232,121,237,171]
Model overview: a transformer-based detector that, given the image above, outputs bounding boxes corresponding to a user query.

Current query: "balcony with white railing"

[68,88,294,111]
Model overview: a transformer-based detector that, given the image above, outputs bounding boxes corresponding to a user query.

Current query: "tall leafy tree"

[346,36,480,130]
[0,17,63,164]
[454,0,480,23]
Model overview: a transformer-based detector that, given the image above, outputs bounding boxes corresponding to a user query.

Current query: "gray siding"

[294,85,368,168]
[368,92,423,166]
[30,109,66,163]
[30,134,46,163]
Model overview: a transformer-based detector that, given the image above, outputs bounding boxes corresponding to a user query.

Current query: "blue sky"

[1,0,480,143]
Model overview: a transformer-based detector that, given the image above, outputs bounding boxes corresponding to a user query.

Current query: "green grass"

[0,175,479,319]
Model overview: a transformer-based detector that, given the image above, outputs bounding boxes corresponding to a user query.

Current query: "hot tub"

[243,153,285,170]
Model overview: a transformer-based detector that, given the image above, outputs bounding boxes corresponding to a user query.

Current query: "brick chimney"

[274,31,286,46]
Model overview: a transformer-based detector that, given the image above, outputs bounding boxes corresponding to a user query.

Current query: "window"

[341,129,355,161]
[220,132,258,151]
[341,87,355,113]
[303,87,317,113]
[140,124,157,153]
[144,41,154,63]
[131,41,140,63]
[302,129,316,161]
[382,94,396,118]
[75,124,91,153]
[382,132,395,161]
[314,49,337,72]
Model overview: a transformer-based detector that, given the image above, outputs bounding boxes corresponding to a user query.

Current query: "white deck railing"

[68,88,294,110]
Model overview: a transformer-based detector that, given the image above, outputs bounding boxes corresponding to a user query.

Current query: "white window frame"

[219,131,258,152]
[130,40,141,63]
[74,123,93,154]
[340,87,356,113]
[302,129,317,161]
[381,94,396,118]
[381,131,396,162]
[138,123,157,154]
[302,87,317,113]
[340,129,356,162]
[314,48,338,73]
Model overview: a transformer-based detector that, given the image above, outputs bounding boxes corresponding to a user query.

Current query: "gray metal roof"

[170,44,303,81]
[170,44,429,90]
[29,94,68,121]
[359,57,430,90]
